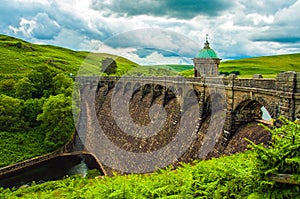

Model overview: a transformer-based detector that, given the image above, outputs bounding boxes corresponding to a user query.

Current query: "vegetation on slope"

[0,34,142,167]
[178,53,300,77]
[0,34,139,78]
[0,66,74,167]
[1,119,300,198]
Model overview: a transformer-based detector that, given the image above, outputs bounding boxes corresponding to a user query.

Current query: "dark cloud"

[90,0,233,19]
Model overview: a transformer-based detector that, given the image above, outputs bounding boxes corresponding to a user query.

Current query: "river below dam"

[0,154,102,189]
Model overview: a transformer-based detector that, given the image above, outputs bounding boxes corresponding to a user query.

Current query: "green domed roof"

[195,39,218,58]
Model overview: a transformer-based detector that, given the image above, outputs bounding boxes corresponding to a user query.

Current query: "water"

[0,154,102,189]
[261,106,272,121]
[67,160,88,177]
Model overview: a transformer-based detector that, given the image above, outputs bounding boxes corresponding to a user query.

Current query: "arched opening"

[224,100,272,156]
[233,100,272,130]
[261,106,272,121]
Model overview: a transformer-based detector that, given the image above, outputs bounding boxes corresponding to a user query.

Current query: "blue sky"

[1,0,300,65]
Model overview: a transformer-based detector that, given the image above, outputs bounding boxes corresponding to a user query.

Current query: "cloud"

[250,0,300,44]
[102,28,199,59]
[1,0,300,65]
[9,13,61,40]
[90,0,234,19]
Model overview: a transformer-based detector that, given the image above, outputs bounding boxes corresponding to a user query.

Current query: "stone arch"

[186,89,198,98]
[203,92,226,117]
[234,95,275,119]
[133,83,142,91]
[124,82,132,93]
[108,80,115,90]
[132,83,142,96]
[232,98,273,131]
[163,86,177,105]
[183,89,200,108]
[141,83,152,98]
[115,81,123,91]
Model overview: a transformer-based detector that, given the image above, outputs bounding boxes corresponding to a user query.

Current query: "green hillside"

[178,53,300,77]
[0,34,139,78]
[220,53,300,77]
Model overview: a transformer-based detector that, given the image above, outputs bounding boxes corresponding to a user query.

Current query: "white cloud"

[9,18,36,38]
[1,0,300,64]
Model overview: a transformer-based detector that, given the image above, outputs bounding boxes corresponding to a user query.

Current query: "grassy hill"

[219,53,300,78]
[2,34,299,79]
[0,34,139,78]
[175,53,300,77]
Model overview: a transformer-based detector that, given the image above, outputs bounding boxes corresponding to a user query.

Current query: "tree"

[0,94,25,132]
[15,77,35,100]
[0,79,16,95]
[37,94,74,150]
[52,73,73,96]
[101,58,117,75]
[21,98,45,128]
[28,66,56,98]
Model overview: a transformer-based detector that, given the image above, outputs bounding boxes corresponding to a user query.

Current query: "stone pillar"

[224,74,236,133]
[276,72,297,121]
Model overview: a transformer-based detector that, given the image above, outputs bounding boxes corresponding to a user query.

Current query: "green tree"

[15,77,35,100]
[28,66,56,98]
[101,58,117,75]
[21,98,45,128]
[37,94,74,150]
[0,94,24,132]
[52,73,73,96]
[0,79,16,95]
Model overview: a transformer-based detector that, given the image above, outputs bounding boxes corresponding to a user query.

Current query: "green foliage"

[249,118,300,175]
[14,77,35,100]
[37,94,74,150]
[0,130,49,167]
[27,66,56,98]
[0,34,139,77]
[101,58,118,75]
[0,78,16,95]
[126,66,179,76]
[0,94,25,132]
[21,98,45,128]
[52,73,73,96]
[247,118,300,198]
[2,119,300,198]
[0,64,75,166]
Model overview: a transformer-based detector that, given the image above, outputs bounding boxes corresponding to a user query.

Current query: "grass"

[1,33,299,79]
[219,53,300,77]
[177,53,300,77]
[0,152,259,198]
[0,34,139,79]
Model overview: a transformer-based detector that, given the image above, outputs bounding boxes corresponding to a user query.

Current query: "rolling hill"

[0,34,139,78]
[177,53,300,77]
[1,33,300,79]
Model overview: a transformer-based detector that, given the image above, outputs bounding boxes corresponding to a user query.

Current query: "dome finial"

[204,34,210,48]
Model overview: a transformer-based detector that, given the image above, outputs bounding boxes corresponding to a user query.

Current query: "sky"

[1,0,300,65]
